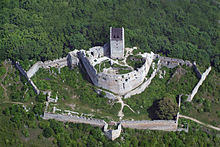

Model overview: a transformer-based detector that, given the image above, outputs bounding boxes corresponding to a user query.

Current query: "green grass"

[126,55,145,70]
[32,67,121,121]
[123,66,199,120]
[94,60,111,73]
[181,70,220,127]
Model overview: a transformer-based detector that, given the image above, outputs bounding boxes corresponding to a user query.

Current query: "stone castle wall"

[110,27,124,59]
[78,50,153,95]
[27,55,79,78]
[192,62,202,79]
[15,62,40,94]
[27,61,43,78]
[43,112,106,127]
[158,55,192,68]
[121,120,177,131]
[124,61,161,98]
[187,66,211,102]
[77,51,98,85]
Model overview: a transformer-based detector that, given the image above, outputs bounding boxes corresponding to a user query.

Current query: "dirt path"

[179,114,220,131]
[117,96,135,120]
[2,101,24,105]
[0,61,9,99]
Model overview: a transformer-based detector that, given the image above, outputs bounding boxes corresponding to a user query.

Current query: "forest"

[0,0,220,146]
[0,0,219,71]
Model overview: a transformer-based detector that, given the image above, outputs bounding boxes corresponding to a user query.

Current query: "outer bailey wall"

[158,55,192,68]
[27,61,43,78]
[77,52,98,85]
[187,67,211,102]
[41,57,67,68]
[121,120,177,131]
[43,112,106,127]
[27,56,79,78]
[15,62,40,94]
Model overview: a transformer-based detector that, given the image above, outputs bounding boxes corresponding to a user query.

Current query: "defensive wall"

[157,55,192,68]
[187,66,212,102]
[43,112,106,127]
[192,62,202,79]
[121,120,177,131]
[78,50,154,95]
[104,123,122,141]
[15,62,40,94]
[124,61,161,98]
[27,54,78,78]
[77,51,99,85]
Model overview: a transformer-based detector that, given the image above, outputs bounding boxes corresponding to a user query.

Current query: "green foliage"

[21,129,30,137]
[36,92,46,103]
[127,55,145,70]
[43,127,53,138]
[0,86,4,100]
[0,66,6,77]
[0,0,219,71]
[33,103,45,116]
[154,97,179,120]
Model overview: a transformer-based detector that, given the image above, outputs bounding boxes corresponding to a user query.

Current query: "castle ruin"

[15,27,212,141]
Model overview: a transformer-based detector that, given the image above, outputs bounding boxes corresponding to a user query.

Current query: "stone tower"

[110,27,124,59]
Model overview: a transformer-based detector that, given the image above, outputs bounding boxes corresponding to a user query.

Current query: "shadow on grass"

[147,99,160,120]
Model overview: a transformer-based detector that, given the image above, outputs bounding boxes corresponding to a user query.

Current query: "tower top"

[110,27,124,59]
[111,28,123,41]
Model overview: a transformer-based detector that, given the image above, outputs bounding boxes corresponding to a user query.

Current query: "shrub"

[43,127,53,138]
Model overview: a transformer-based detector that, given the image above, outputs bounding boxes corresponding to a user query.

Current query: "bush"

[43,127,53,138]
[154,97,179,120]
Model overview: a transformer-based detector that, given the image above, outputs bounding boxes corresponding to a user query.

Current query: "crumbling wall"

[42,57,68,68]
[187,66,211,102]
[192,62,202,79]
[27,61,43,78]
[124,61,161,98]
[43,112,106,127]
[104,123,122,140]
[121,120,177,131]
[67,50,79,68]
[87,46,105,58]
[79,50,154,95]
[77,51,98,85]
[97,53,154,95]
[15,62,40,94]
[158,55,192,68]
[27,53,79,78]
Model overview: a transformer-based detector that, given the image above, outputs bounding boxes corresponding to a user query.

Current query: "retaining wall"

[43,112,106,127]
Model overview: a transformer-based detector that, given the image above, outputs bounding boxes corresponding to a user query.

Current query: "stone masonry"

[110,27,124,59]
[187,66,211,102]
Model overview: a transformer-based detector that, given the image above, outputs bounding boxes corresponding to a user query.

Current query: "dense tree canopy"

[0,0,219,71]
[154,97,179,120]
